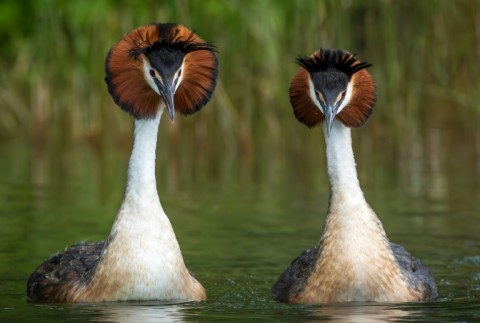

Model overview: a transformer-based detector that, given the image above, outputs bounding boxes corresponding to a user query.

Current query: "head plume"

[290,48,376,128]
[105,23,218,119]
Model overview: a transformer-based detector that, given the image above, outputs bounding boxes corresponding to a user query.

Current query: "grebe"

[27,23,218,303]
[271,49,437,303]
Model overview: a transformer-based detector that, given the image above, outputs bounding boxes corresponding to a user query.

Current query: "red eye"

[177,69,182,77]
[315,91,324,103]
[149,69,155,78]
[341,91,346,97]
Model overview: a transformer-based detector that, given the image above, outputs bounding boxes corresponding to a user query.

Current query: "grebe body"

[27,23,218,303]
[271,49,437,303]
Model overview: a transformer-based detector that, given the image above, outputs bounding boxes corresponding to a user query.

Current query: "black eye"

[177,69,182,77]
[149,69,155,78]
[341,91,346,97]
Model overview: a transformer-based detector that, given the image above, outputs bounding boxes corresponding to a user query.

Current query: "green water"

[1,113,479,321]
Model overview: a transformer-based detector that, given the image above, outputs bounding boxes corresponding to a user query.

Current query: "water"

[0,120,479,322]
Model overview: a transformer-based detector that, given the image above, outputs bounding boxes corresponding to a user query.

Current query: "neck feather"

[86,107,205,301]
[313,120,411,303]
[124,110,163,203]
[323,120,364,202]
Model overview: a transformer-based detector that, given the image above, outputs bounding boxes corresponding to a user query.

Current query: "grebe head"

[289,48,376,136]
[105,23,218,121]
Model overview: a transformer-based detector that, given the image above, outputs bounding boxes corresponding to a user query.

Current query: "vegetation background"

[0,0,479,212]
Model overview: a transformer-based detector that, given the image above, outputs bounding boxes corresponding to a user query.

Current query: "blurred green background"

[1,0,478,144]
[0,0,479,209]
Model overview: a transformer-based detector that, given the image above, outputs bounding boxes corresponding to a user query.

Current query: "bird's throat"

[323,119,363,202]
[124,109,163,203]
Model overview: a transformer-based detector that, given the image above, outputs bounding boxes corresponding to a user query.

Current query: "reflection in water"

[308,303,419,322]
[425,128,448,211]
[89,303,187,323]
[451,255,480,266]
[404,125,449,211]
[406,127,424,198]
[476,130,480,175]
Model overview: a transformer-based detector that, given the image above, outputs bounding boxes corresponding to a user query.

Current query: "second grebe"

[271,49,437,303]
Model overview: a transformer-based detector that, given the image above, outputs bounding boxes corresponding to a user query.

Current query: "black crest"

[128,23,216,60]
[296,48,371,77]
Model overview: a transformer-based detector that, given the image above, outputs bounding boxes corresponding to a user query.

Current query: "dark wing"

[390,242,438,299]
[27,241,104,302]
[271,245,321,302]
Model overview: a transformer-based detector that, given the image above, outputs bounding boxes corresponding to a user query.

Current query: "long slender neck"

[304,122,415,304]
[85,107,208,301]
[323,119,365,203]
[124,109,163,206]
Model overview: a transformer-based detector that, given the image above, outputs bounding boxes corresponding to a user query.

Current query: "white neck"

[88,107,199,301]
[322,119,365,203]
[111,107,181,252]
[124,109,163,206]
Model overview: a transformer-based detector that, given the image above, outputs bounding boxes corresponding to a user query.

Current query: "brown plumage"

[105,23,218,118]
[27,242,104,303]
[289,49,376,128]
[272,48,437,304]
[27,22,217,303]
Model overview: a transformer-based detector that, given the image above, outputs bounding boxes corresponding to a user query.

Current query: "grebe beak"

[160,82,175,122]
[324,105,336,137]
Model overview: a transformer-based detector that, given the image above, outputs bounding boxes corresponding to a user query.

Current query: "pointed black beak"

[161,82,175,122]
[323,105,336,137]
[153,78,175,122]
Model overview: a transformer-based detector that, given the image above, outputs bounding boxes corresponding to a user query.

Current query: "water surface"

[1,117,479,322]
